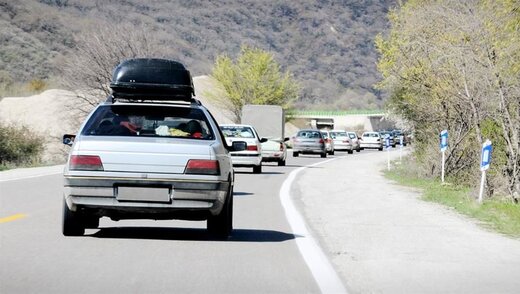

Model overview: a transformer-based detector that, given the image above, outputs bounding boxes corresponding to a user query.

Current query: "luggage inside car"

[110,58,194,101]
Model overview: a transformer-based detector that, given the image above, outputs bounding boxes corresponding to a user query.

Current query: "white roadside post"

[399,136,404,161]
[478,139,493,204]
[385,136,391,171]
[440,130,448,183]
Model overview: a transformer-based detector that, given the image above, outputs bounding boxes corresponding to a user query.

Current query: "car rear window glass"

[220,126,257,138]
[81,105,214,140]
[330,131,347,137]
[296,131,321,138]
[363,133,379,137]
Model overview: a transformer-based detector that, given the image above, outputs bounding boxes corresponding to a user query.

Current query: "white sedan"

[220,124,267,173]
[360,131,384,151]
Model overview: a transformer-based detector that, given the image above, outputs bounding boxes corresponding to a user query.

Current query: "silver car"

[292,129,327,158]
[62,99,244,238]
[321,130,335,155]
[347,131,361,152]
[329,130,354,154]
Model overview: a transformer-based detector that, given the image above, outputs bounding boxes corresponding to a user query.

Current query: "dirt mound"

[0,76,236,164]
[0,75,295,164]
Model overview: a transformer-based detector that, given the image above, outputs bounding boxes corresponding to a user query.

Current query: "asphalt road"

[2,148,520,294]
[0,155,333,294]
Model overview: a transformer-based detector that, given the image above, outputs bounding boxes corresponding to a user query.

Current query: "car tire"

[83,215,100,229]
[379,147,383,151]
[321,152,327,158]
[293,152,299,157]
[62,199,85,236]
[356,147,361,152]
[207,186,233,239]
[278,159,286,166]
[347,150,353,154]
[253,164,262,174]
[329,150,334,155]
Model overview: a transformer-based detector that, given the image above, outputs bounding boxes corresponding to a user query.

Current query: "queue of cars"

[61,58,411,239]
[290,128,410,157]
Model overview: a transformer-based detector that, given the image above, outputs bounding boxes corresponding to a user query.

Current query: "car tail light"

[69,155,104,171]
[279,142,284,151]
[185,159,220,175]
[247,145,258,151]
[319,138,324,144]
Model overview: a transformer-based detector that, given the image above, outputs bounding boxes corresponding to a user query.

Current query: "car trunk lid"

[74,136,212,174]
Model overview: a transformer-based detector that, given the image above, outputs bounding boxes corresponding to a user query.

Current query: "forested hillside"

[0,0,396,109]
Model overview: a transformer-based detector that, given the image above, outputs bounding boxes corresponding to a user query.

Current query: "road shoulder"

[295,150,520,294]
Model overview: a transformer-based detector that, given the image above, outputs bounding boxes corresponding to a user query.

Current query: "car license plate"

[116,186,171,203]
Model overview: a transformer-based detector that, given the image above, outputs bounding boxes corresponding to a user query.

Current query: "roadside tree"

[210,45,300,122]
[376,0,520,199]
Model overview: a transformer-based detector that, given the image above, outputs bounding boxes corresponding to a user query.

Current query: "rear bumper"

[261,151,285,162]
[63,175,230,220]
[333,143,353,151]
[230,154,262,166]
[360,142,382,149]
[293,147,325,154]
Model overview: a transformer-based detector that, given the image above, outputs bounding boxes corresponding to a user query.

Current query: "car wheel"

[253,164,262,174]
[293,152,299,157]
[321,152,327,158]
[278,159,286,166]
[347,150,353,154]
[83,215,100,229]
[356,147,361,152]
[207,186,233,239]
[379,147,383,151]
[62,199,85,236]
[329,150,334,155]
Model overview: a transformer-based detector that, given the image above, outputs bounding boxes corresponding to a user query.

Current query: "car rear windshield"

[296,130,321,138]
[330,131,347,137]
[363,133,379,137]
[81,105,215,140]
[220,126,256,138]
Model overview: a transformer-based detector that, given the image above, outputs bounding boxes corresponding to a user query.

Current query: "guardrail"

[289,110,384,116]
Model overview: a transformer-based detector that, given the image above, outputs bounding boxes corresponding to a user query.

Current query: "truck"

[241,104,287,166]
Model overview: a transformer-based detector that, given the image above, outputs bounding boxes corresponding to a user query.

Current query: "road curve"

[297,148,520,294]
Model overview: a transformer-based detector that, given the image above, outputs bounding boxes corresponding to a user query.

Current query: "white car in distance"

[360,131,384,151]
[329,130,354,154]
[220,124,267,173]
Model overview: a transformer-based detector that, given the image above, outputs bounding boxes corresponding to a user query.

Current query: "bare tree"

[60,22,164,125]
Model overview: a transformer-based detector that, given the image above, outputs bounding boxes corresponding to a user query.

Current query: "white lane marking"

[280,157,348,294]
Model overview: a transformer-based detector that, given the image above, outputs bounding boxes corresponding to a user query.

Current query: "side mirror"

[260,138,268,143]
[283,137,290,142]
[63,134,76,146]
[230,141,247,152]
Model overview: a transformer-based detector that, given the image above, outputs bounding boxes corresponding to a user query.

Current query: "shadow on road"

[233,191,254,196]
[89,227,299,242]
[233,171,285,175]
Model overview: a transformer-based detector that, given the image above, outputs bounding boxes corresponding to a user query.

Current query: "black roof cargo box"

[110,58,195,101]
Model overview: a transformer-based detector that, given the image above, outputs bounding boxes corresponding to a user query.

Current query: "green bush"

[0,124,44,168]
[27,79,47,92]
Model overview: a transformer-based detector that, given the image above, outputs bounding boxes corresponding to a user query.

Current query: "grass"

[385,161,520,238]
